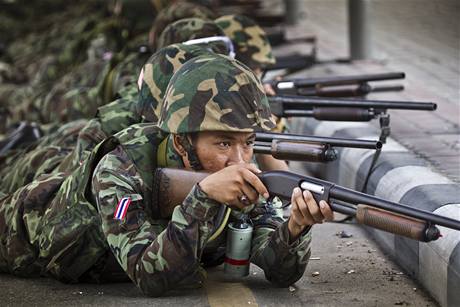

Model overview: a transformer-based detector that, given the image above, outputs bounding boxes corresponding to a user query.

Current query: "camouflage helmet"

[158,54,275,134]
[109,0,162,32]
[215,14,275,70]
[148,1,216,51]
[157,18,230,56]
[136,43,217,123]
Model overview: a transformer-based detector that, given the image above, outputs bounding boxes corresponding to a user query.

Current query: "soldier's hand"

[288,188,334,239]
[263,83,276,96]
[199,164,269,209]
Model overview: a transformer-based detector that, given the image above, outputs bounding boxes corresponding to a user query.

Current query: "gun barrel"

[331,184,460,231]
[273,72,405,89]
[259,171,460,231]
[269,95,437,111]
[282,108,376,122]
[267,54,315,71]
[256,132,382,150]
[254,140,337,162]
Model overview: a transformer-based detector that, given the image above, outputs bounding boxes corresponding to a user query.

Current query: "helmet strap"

[178,134,203,171]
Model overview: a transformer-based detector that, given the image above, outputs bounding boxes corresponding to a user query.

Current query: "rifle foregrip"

[271,140,337,162]
[356,205,440,242]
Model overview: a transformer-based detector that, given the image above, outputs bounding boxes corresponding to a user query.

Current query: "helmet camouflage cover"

[158,54,275,134]
[215,14,275,70]
[149,1,216,51]
[137,43,217,123]
[110,0,161,32]
[157,17,229,55]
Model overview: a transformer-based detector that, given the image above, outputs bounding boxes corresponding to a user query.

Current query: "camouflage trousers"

[0,170,114,283]
[0,172,67,277]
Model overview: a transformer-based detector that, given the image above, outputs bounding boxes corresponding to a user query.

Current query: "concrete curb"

[292,118,460,307]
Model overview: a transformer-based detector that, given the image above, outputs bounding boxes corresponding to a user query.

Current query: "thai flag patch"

[114,197,132,220]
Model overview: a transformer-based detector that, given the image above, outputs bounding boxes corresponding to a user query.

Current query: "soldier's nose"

[227,148,245,166]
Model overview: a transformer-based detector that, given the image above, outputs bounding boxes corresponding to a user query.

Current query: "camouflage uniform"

[215,14,275,70]
[64,43,218,171]
[0,54,311,295]
[156,18,227,52]
[1,0,160,129]
[215,14,288,132]
[0,119,87,195]
[148,1,216,51]
[0,44,215,192]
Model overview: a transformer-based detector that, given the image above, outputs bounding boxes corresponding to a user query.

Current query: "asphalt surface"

[0,215,437,307]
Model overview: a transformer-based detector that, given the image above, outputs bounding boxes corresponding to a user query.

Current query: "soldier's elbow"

[264,268,305,288]
[138,275,170,297]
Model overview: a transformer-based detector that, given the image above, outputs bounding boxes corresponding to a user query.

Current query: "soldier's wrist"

[182,183,221,221]
[287,218,310,243]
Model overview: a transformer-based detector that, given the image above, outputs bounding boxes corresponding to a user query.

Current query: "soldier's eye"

[218,141,231,148]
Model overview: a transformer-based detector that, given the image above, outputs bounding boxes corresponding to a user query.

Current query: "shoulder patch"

[114,197,132,220]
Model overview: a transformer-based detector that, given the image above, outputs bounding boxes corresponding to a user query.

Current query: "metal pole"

[285,0,301,25]
[348,0,372,59]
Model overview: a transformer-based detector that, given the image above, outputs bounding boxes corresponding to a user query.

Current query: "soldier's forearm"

[129,185,222,296]
[251,222,312,287]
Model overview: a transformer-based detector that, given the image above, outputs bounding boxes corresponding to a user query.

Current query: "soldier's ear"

[172,134,187,158]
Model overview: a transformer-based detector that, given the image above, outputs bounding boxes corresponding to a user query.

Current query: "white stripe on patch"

[338,136,409,189]
[374,166,452,203]
[114,197,132,220]
[313,121,370,137]
[419,204,460,307]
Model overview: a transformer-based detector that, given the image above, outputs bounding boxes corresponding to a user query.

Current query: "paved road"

[281,0,460,182]
[0,217,437,307]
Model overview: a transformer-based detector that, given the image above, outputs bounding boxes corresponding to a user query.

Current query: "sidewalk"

[283,1,460,306]
[283,0,460,181]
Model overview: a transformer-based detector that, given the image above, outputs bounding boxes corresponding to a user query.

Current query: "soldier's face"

[193,131,256,172]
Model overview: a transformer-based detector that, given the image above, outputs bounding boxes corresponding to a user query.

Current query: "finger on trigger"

[244,170,269,199]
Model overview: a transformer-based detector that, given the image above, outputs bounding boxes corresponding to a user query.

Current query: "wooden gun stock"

[152,168,209,218]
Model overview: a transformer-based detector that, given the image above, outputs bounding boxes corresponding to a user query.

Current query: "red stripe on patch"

[224,257,250,266]
[114,197,132,220]
[120,197,131,218]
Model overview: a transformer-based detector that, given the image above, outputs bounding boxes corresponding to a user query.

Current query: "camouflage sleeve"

[249,201,312,287]
[92,146,221,296]
[57,118,108,172]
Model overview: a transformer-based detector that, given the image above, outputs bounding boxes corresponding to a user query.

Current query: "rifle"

[254,131,381,163]
[268,72,405,97]
[152,168,460,242]
[268,96,436,145]
[296,83,405,98]
[266,29,316,47]
[0,122,42,157]
[267,53,316,73]
[268,96,437,121]
[253,14,286,27]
